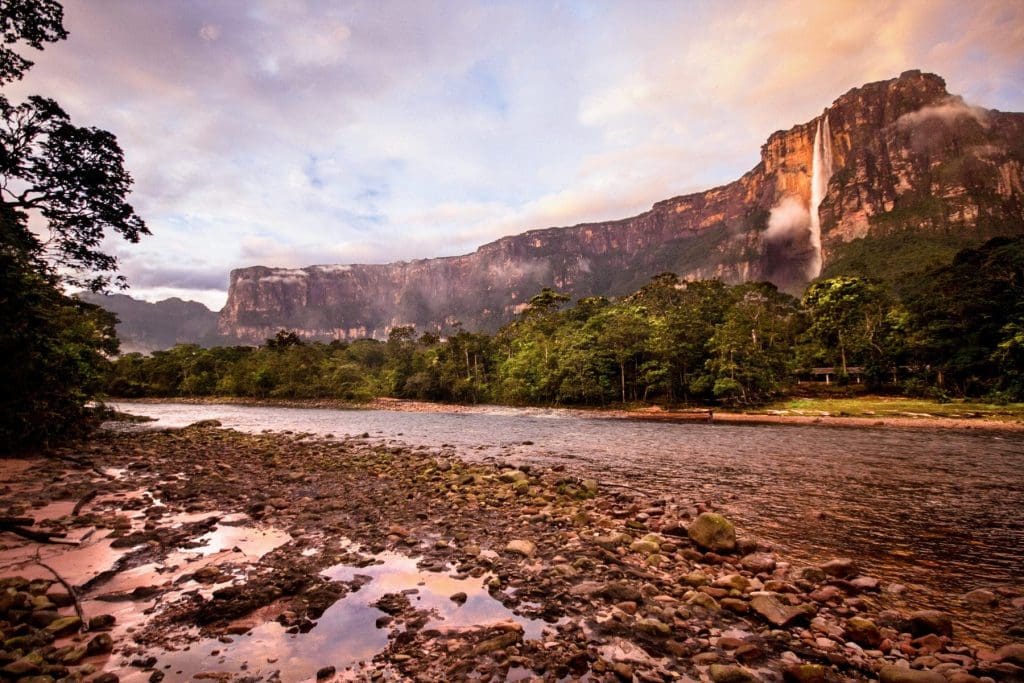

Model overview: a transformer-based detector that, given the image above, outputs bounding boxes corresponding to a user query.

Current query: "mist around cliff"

[896,96,990,129]
[759,196,817,293]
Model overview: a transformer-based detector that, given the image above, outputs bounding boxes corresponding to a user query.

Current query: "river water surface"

[110,401,1024,644]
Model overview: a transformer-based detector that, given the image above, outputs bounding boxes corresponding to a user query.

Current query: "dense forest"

[106,236,1024,407]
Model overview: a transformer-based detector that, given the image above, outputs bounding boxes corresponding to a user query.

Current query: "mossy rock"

[687,512,737,552]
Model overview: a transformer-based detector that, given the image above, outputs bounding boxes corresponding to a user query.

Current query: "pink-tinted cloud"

[7,0,1022,310]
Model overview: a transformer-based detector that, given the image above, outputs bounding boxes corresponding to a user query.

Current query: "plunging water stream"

[809,112,834,278]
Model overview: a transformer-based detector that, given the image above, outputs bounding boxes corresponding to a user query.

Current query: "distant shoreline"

[108,395,1024,433]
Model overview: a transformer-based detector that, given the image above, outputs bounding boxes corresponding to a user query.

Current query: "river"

[109,401,1024,644]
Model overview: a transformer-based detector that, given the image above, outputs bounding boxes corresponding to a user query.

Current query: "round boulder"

[909,610,953,638]
[844,616,882,648]
[688,512,737,553]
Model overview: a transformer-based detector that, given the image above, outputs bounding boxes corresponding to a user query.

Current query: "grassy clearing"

[757,396,1024,422]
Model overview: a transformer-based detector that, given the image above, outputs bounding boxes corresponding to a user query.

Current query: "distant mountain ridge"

[79,293,222,352]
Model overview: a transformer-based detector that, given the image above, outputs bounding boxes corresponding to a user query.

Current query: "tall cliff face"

[220,71,1024,343]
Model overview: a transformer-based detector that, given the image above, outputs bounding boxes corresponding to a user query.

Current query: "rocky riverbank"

[0,424,1021,682]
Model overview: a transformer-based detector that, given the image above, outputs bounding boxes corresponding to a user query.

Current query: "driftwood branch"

[0,522,78,545]
[36,560,86,630]
[72,489,98,516]
[0,516,35,526]
[31,545,86,632]
[592,546,663,582]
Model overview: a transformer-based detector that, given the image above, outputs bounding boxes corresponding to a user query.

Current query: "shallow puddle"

[188,522,292,558]
[133,546,551,682]
[0,537,130,588]
[134,597,388,682]
[29,499,78,522]
[323,550,554,640]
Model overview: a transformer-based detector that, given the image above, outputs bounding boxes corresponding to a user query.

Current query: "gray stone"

[44,615,82,636]
[2,659,41,678]
[996,643,1024,666]
[713,574,750,592]
[87,632,114,655]
[740,552,776,574]
[635,618,671,636]
[630,539,660,555]
[597,581,644,604]
[683,570,709,587]
[820,557,857,578]
[782,663,828,683]
[850,576,880,592]
[962,588,998,606]
[844,616,882,648]
[499,470,528,484]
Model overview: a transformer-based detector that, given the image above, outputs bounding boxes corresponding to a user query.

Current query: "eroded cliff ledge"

[219,71,1024,342]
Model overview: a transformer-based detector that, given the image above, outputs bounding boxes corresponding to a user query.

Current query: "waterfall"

[808,113,834,278]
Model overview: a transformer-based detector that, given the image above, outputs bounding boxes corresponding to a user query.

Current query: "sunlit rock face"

[220,71,1024,342]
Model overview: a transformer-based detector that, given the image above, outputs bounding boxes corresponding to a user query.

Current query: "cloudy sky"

[9,0,1024,309]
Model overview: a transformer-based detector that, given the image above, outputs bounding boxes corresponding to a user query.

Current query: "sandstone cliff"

[219,71,1024,343]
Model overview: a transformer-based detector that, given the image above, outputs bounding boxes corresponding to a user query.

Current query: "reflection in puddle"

[29,499,78,522]
[189,523,292,558]
[147,596,388,682]
[0,538,129,588]
[144,547,549,683]
[323,551,552,640]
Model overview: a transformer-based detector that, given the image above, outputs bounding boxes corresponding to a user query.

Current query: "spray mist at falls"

[808,113,834,278]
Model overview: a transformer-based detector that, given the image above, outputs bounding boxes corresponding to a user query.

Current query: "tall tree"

[801,276,891,378]
[1,0,148,448]
[699,283,801,405]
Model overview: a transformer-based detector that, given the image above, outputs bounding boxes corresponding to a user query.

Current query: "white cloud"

[198,24,220,41]
[5,0,1022,307]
